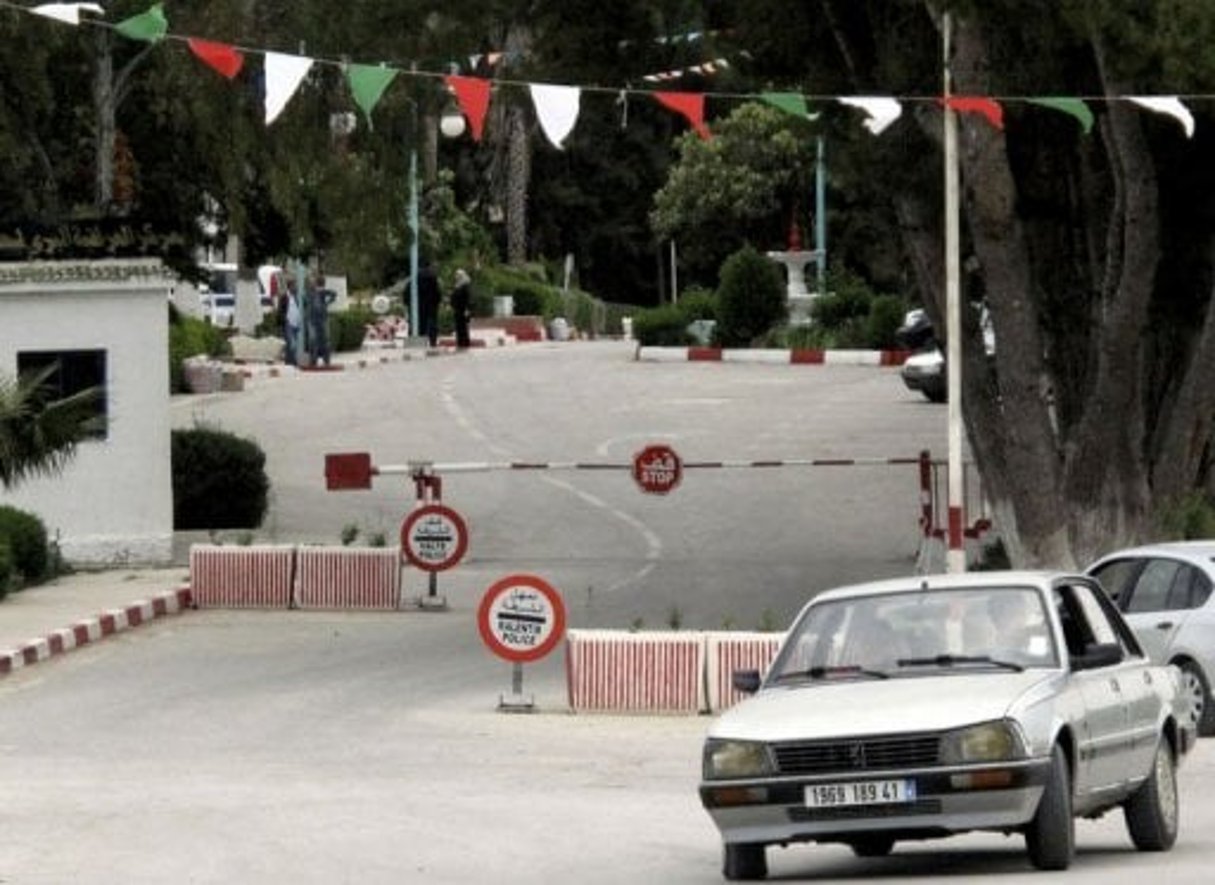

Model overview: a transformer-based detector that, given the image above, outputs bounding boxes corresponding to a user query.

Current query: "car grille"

[788,799,943,822]
[772,734,940,775]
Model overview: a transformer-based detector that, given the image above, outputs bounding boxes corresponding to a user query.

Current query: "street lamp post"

[404,94,466,341]
[408,139,419,338]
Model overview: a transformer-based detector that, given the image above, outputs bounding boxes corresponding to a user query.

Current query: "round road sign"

[632,443,683,495]
[400,503,468,572]
[477,574,567,664]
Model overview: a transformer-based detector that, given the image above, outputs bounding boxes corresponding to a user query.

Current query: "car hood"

[710,671,1055,742]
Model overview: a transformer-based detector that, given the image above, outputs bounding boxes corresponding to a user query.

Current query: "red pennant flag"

[188,38,244,80]
[445,75,491,141]
[653,91,710,140]
[942,96,1004,130]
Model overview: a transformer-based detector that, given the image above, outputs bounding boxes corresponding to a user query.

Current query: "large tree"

[789,0,1215,567]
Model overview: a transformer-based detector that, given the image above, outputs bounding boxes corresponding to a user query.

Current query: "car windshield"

[768,586,1059,681]
[206,268,238,294]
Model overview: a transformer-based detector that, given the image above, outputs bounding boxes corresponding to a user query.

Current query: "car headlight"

[939,721,1026,764]
[703,739,774,780]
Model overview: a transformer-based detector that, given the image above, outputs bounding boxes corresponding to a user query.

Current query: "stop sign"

[632,443,682,495]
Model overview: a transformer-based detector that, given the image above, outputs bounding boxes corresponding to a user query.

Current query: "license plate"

[805,779,917,808]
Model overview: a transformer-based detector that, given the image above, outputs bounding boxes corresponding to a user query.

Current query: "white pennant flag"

[264,52,315,125]
[1128,96,1195,138]
[529,83,581,149]
[838,96,903,135]
[31,3,103,25]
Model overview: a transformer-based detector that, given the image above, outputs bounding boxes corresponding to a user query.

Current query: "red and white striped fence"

[566,629,706,714]
[705,632,786,713]
[190,545,295,609]
[295,546,401,610]
[565,630,789,714]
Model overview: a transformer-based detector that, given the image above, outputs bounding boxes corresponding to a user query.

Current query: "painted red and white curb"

[637,346,910,366]
[0,587,192,678]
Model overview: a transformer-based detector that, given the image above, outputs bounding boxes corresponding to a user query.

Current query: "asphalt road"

[2,611,1214,883]
[4,344,1215,882]
[172,341,952,630]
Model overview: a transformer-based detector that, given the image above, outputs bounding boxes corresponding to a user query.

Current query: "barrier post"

[411,466,447,610]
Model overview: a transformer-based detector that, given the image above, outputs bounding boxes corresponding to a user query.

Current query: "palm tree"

[0,365,104,490]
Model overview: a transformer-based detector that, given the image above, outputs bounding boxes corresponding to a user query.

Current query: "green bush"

[559,289,602,337]
[172,427,270,530]
[169,308,231,393]
[865,294,907,349]
[678,287,718,322]
[1160,493,1215,540]
[0,505,49,584]
[806,269,906,349]
[0,538,11,601]
[330,306,377,352]
[602,301,632,336]
[632,303,694,346]
[714,246,787,347]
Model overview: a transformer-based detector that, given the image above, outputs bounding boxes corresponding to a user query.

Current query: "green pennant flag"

[1028,97,1094,135]
[761,92,820,121]
[115,3,168,42]
[347,64,399,126]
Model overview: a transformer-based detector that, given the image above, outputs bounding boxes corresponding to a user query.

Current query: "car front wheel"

[1025,744,1074,870]
[722,843,767,881]
[1124,737,1179,851]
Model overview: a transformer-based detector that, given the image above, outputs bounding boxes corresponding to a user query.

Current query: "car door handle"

[1110,679,1121,692]
[1154,621,1174,630]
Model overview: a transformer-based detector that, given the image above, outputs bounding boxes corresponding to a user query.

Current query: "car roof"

[811,570,1072,604]
[1088,541,1215,568]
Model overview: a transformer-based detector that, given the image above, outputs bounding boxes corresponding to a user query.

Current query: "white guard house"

[0,260,173,565]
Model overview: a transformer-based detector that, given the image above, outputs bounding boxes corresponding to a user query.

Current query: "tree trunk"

[505,103,531,265]
[947,16,1075,566]
[93,29,115,213]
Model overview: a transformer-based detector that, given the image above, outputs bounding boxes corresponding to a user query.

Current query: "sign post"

[477,574,567,712]
[400,502,468,610]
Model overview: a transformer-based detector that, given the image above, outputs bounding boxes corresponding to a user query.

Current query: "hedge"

[172,427,269,529]
[0,505,49,584]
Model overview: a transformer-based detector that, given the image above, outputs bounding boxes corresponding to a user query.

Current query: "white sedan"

[699,571,1196,880]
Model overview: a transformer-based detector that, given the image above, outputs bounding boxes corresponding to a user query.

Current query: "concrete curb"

[231,331,518,384]
[635,345,911,366]
[0,587,193,678]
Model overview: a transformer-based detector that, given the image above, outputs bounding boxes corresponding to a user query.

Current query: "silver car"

[1087,541,1215,737]
[699,572,1195,880]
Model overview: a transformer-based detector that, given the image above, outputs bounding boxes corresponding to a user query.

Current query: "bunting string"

[9,0,1215,144]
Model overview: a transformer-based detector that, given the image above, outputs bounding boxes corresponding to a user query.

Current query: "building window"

[16,349,108,440]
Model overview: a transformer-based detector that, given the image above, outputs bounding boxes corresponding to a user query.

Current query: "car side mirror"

[732,669,762,694]
[1071,642,1123,671]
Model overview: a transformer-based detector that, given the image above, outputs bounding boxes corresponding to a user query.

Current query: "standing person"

[307,272,335,367]
[451,268,472,350]
[282,278,302,366]
[417,259,441,347]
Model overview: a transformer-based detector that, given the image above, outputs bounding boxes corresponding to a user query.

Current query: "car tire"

[849,836,895,857]
[722,843,767,881]
[1124,737,1179,851]
[1025,744,1074,870]
[1178,661,1215,737]
[923,385,946,404]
